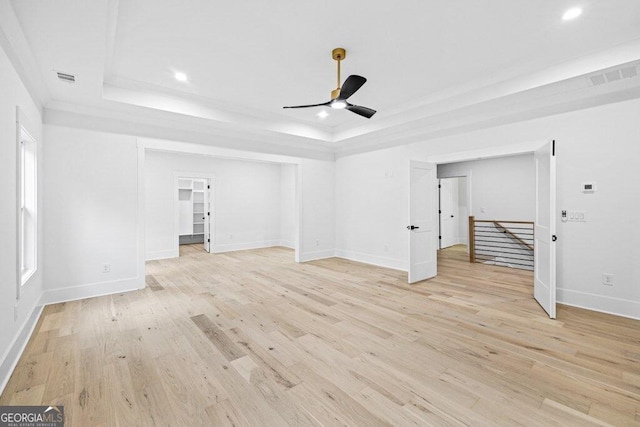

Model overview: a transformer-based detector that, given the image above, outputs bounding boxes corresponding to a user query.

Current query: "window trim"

[17,123,37,294]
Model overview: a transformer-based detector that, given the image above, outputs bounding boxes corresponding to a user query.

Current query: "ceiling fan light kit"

[283,47,377,118]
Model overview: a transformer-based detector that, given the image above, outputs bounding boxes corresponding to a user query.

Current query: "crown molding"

[0,1,50,110]
[44,100,335,161]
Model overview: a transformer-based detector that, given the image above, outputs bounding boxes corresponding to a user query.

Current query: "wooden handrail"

[493,221,534,251]
[473,219,534,225]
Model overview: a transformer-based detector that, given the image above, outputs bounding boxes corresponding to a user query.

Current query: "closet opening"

[177,176,212,254]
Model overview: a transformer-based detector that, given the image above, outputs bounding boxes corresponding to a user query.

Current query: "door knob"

[406,225,420,230]
[451,215,454,218]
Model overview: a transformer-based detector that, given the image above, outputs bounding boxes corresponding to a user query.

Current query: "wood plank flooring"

[1,244,639,426]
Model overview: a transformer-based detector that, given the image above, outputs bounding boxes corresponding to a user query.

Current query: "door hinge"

[552,140,555,156]
[552,235,557,242]
[438,236,442,239]
[207,212,210,216]
[207,185,210,189]
[439,210,441,214]
[438,184,441,188]
[207,238,210,242]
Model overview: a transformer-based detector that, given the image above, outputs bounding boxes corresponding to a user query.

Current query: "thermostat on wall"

[582,182,596,193]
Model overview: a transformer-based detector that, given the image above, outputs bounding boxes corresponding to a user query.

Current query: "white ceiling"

[5,0,640,157]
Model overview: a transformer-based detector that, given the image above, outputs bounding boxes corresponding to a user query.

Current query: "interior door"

[203,180,211,253]
[439,179,457,249]
[534,140,557,318]
[408,161,438,283]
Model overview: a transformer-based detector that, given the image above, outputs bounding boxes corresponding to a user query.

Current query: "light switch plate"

[566,211,587,222]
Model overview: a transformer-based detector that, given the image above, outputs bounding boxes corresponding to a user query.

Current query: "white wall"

[299,158,335,261]
[336,98,640,319]
[335,147,410,270]
[280,164,296,248]
[43,125,142,302]
[0,42,44,392]
[438,154,535,221]
[145,150,291,258]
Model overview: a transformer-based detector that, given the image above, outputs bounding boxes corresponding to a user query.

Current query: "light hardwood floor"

[1,245,639,426]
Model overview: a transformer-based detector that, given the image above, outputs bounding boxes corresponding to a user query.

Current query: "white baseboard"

[145,249,178,261]
[557,288,640,321]
[40,276,144,306]
[278,240,295,249]
[0,304,43,395]
[212,240,282,253]
[334,249,407,271]
[298,249,335,262]
[149,242,295,258]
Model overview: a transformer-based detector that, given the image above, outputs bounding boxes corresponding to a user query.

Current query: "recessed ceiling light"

[175,72,188,82]
[317,110,329,119]
[562,7,582,21]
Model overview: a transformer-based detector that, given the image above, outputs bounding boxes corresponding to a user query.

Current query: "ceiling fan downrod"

[331,48,346,100]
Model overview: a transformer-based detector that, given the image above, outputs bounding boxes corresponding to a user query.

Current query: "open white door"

[204,181,211,253]
[534,140,557,318]
[408,161,438,283]
[439,179,457,249]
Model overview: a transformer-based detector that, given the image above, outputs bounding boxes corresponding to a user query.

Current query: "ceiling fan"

[283,48,376,119]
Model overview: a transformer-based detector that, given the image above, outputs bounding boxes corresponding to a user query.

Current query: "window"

[18,126,37,286]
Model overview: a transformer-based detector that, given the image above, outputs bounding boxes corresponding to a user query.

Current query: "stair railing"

[468,216,534,270]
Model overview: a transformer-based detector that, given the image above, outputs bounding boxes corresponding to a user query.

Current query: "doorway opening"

[177,176,212,255]
[438,177,468,251]
[409,140,556,318]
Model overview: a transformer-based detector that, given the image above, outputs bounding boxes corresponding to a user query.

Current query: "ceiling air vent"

[588,64,638,87]
[55,71,76,83]
[605,70,622,83]
[621,65,638,79]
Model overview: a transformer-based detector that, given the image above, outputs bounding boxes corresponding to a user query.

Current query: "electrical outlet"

[102,263,111,273]
[602,273,614,286]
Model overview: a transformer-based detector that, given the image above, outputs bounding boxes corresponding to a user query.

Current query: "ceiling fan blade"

[283,102,330,109]
[338,75,367,100]
[346,104,376,119]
